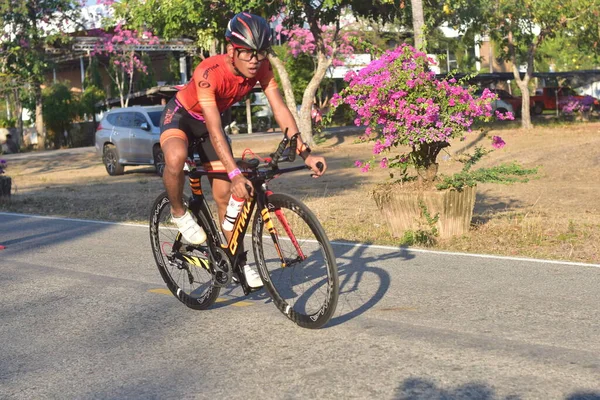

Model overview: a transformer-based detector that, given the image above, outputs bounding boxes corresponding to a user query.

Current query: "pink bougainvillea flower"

[491,136,506,149]
[331,43,497,177]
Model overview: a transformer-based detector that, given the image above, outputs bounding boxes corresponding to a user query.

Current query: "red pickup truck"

[530,87,599,115]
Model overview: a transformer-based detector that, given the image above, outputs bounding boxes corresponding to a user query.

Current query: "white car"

[95,105,165,176]
[491,98,514,117]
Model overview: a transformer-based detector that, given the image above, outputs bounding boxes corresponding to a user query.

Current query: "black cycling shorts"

[159,96,232,169]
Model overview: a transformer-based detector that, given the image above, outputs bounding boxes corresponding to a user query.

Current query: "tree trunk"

[411,0,426,51]
[268,54,299,123]
[299,51,332,146]
[34,82,45,149]
[416,163,439,187]
[514,71,532,129]
[508,30,534,130]
[12,88,24,148]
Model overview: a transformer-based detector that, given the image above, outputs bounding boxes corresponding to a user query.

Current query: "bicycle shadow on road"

[326,243,416,328]
[211,241,417,326]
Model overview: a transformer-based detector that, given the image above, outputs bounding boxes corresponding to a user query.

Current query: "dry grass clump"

[439,210,600,264]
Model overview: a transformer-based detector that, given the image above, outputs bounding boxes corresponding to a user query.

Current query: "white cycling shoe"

[243,264,263,289]
[171,210,207,244]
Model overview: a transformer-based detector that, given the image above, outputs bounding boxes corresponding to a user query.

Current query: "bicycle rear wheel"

[149,192,220,310]
[253,193,339,329]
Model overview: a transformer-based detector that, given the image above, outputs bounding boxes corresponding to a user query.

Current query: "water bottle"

[222,194,245,231]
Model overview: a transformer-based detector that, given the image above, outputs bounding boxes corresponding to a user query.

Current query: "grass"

[2,120,600,264]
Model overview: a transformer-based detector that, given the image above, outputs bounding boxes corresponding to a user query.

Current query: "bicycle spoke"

[254,194,338,328]
[150,192,220,309]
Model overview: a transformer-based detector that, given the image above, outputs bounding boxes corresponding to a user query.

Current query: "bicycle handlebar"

[188,131,319,179]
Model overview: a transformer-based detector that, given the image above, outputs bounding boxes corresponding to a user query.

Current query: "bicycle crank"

[207,247,233,287]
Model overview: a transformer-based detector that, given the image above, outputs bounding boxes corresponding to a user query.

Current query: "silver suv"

[95,105,165,176]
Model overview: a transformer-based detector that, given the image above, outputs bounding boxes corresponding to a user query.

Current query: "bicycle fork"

[260,200,306,268]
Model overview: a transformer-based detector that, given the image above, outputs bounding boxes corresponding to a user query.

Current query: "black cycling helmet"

[225,12,271,51]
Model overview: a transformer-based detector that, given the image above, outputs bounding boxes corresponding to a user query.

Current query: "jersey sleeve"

[193,64,218,108]
[258,60,279,93]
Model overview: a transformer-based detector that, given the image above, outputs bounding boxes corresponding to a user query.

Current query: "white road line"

[2,211,599,268]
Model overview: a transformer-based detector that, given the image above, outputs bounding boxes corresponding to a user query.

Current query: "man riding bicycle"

[159,12,327,289]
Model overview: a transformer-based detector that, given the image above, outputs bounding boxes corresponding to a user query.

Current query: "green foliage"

[135,53,157,91]
[537,34,600,72]
[85,58,104,90]
[42,82,78,149]
[401,201,440,246]
[271,46,314,104]
[79,85,106,118]
[0,0,81,84]
[112,0,279,53]
[436,162,538,191]
[164,52,182,84]
[0,118,16,128]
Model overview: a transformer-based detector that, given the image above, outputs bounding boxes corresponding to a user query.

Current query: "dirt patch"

[2,123,600,264]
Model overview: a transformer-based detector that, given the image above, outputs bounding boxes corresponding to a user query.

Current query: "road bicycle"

[149,133,339,329]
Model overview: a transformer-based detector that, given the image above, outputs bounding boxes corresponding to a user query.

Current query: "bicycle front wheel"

[253,193,339,329]
[149,192,220,310]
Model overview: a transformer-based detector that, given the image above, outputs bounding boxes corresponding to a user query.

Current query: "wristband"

[228,168,242,180]
[299,145,312,160]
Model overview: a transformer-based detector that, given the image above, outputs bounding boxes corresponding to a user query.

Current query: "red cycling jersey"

[175,54,278,119]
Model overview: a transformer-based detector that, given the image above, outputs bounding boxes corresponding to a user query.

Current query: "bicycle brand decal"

[228,198,253,254]
[310,285,331,322]
[260,208,276,234]
[261,207,284,264]
[182,255,210,270]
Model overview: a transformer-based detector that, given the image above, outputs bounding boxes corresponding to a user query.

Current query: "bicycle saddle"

[237,158,260,169]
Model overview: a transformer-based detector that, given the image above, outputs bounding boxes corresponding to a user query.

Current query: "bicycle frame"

[185,163,308,295]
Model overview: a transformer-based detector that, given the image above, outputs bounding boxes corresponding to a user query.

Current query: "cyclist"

[159,12,327,289]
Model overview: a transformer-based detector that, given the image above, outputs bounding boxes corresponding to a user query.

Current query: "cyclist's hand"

[230,174,253,199]
[305,155,327,178]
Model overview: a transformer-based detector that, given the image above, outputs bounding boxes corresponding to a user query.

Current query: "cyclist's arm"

[202,103,253,197]
[264,89,310,153]
[195,64,252,197]
[264,88,327,176]
[202,104,235,171]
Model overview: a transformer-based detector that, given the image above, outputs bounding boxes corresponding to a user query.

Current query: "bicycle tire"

[252,193,339,329]
[149,191,220,310]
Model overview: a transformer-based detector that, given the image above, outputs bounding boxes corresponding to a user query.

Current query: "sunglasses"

[233,45,269,62]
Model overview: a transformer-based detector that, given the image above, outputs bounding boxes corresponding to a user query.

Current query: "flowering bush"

[330,44,515,187]
[561,95,597,115]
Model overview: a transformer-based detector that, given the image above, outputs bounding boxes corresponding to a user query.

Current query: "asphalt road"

[1,212,599,399]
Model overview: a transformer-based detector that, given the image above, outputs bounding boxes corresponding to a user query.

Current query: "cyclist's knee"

[162,140,188,169]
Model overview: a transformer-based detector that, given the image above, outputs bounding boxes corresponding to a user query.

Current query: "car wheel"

[103,144,125,176]
[153,146,165,177]
[533,103,544,115]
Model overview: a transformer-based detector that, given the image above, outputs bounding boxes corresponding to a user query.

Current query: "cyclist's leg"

[159,97,191,217]
[160,98,206,244]
[195,133,233,240]
[160,132,187,217]
[210,176,231,239]
[198,134,262,288]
